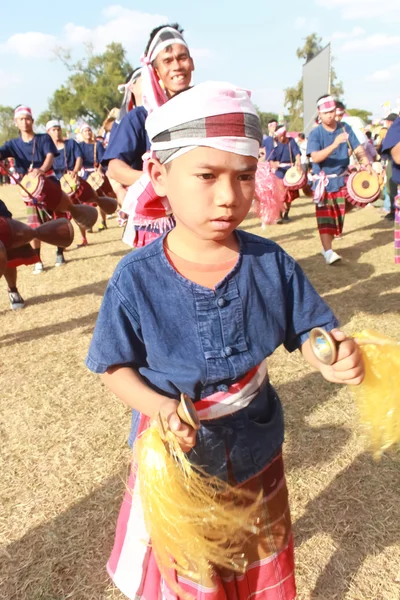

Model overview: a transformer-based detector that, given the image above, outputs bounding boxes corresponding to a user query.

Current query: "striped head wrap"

[317,96,336,113]
[45,119,61,131]
[275,125,287,136]
[80,123,92,133]
[147,81,262,163]
[141,26,190,113]
[336,107,345,117]
[117,67,143,121]
[14,105,32,119]
[121,81,262,240]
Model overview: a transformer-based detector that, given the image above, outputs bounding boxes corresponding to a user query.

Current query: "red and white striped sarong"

[107,362,296,600]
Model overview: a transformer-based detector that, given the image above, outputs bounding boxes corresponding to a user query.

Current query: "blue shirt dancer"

[307,95,370,265]
[86,81,365,600]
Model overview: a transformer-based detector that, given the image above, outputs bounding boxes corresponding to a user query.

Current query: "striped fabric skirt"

[395,190,400,265]
[315,187,347,236]
[107,428,296,599]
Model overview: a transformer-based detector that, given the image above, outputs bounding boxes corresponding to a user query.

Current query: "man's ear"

[147,157,168,197]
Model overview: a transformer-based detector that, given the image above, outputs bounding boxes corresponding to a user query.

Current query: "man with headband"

[0,106,68,271]
[86,81,364,600]
[269,125,302,221]
[307,95,370,265]
[103,23,194,247]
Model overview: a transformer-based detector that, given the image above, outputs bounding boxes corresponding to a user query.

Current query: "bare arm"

[72,156,83,175]
[311,139,341,164]
[391,141,400,165]
[353,144,371,168]
[108,159,143,186]
[100,365,197,450]
[38,152,54,173]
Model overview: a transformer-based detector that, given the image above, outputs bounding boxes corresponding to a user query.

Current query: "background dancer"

[307,95,370,265]
[269,125,302,221]
[0,106,68,271]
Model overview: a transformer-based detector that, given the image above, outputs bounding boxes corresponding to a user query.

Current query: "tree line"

[1,35,372,144]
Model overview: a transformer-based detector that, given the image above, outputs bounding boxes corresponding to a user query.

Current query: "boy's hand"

[158,398,197,452]
[320,329,365,385]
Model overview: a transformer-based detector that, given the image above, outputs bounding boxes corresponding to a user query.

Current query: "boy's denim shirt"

[86,230,338,484]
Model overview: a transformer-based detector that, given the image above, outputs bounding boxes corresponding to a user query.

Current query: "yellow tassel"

[352,330,400,458]
[135,422,261,592]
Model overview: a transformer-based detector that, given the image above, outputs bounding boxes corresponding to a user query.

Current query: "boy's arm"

[101,365,197,450]
[300,329,364,386]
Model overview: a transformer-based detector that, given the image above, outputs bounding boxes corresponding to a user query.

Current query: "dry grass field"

[0,184,399,600]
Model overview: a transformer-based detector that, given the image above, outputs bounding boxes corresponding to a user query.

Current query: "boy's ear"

[147,157,168,197]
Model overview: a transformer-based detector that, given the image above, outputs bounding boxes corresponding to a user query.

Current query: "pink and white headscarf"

[14,105,32,119]
[121,82,262,242]
[317,95,336,113]
[141,26,190,113]
[275,125,287,137]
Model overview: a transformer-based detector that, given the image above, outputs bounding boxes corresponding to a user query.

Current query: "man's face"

[335,111,344,122]
[268,121,277,135]
[15,115,34,133]
[319,109,336,128]
[48,126,63,143]
[82,127,93,142]
[154,43,194,97]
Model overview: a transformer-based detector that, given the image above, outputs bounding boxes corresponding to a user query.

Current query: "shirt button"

[222,346,233,357]
[218,384,229,392]
[217,298,226,308]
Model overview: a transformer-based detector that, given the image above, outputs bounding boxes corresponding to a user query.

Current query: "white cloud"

[0,69,22,90]
[315,0,400,20]
[340,33,400,53]
[0,32,57,59]
[331,26,365,40]
[0,6,168,60]
[366,65,400,83]
[63,6,168,53]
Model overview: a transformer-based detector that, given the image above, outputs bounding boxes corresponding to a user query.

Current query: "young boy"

[86,82,364,600]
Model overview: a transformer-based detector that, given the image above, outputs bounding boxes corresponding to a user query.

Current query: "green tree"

[284,34,344,131]
[346,108,372,123]
[0,105,19,145]
[38,43,132,129]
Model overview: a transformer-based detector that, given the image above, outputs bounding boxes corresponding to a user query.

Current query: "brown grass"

[0,185,399,600]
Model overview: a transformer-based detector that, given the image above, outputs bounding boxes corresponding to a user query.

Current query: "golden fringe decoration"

[136,422,261,595]
[352,330,400,458]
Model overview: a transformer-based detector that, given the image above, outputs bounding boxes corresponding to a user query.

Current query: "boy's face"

[149,147,257,241]
[15,115,34,133]
[154,44,194,97]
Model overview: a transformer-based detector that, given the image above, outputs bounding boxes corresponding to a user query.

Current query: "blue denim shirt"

[86,230,338,484]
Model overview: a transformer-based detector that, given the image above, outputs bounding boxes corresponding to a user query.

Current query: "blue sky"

[1,0,399,121]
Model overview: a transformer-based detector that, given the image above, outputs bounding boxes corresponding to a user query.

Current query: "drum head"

[88,171,104,191]
[21,173,42,198]
[284,167,306,189]
[61,173,78,195]
[351,171,380,201]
